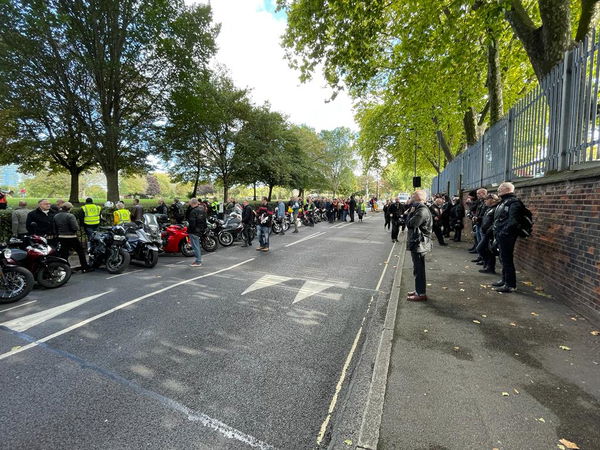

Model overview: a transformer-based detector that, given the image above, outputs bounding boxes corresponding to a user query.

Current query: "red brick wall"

[460,169,600,321]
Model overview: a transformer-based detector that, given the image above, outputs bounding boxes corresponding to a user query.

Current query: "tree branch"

[576,0,600,42]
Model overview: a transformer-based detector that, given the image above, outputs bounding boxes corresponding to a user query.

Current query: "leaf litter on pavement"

[558,438,580,449]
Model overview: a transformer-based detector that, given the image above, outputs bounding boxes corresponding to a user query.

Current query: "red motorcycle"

[161,224,195,257]
[8,235,72,288]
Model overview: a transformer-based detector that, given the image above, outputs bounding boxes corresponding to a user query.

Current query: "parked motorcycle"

[160,223,195,257]
[123,222,160,268]
[8,235,72,289]
[88,225,131,274]
[214,213,243,246]
[202,222,219,252]
[0,246,34,303]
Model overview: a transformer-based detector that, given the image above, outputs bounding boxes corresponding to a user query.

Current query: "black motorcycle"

[0,246,34,303]
[202,221,219,252]
[88,225,131,274]
[123,222,160,268]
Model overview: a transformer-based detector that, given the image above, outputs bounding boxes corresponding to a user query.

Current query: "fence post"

[504,109,515,181]
[557,49,574,170]
[479,133,485,187]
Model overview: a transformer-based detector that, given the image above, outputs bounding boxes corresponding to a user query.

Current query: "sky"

[186,0,357,132]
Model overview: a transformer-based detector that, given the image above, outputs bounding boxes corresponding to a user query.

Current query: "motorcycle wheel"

[218,231,234,247]
[282,220,290,232]
[36,261,71,289]
[179,239,195,257]
[106,249,130,274]
[272,222,282,234]
[143,249,159,268]
[201,235,218,252]
[0,266,34,304]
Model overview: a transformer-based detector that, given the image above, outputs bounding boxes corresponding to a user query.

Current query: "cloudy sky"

[187,0,357,132]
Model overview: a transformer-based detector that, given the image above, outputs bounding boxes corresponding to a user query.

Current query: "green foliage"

[319,127,357,196]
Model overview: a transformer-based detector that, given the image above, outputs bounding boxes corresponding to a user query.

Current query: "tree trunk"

[267,184,274,202]
[463,107,478,146]
[222,180,229,205]
[105,168,120,202]
[68,169,81,204]
[576,0,600,42]
[298,188,304,198]
[253,182,257,201]
[487,35,504,125]
[435,130,454,162]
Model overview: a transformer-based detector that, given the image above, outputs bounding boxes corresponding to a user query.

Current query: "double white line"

[284,231,327,247]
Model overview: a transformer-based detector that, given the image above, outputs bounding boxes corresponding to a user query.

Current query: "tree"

[146,174,161,196]
[319,127,357,197]
[21,171,70,198]
[287,125,328,196]
[159,70,252,201]
[1,0,219,201]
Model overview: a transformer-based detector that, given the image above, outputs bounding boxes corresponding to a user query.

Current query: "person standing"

[277,199,286,235]
[383,200,391,230]
[131,198,144,222]
[388,199,400,241]
[406,190,433,301]
[11,201,30,238]
[81,197,102,240]
[429,197,448,246]
[54,202,91,272]
[357,197,366,223]
[306,197,316,227]
[155,198,168,215]
[449,197,465,242]
[241,200,255,247]
[0,190,8,210]
[477,194,500,274]
[256,197,273,252]
[113,202,131,225]
[492,182,524,293]
[26,199,55,237]
[170,198,185,223]
[349,195,356,222]
[290,196,300,233]
[187,198,206,267]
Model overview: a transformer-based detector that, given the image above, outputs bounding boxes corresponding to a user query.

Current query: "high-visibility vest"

[114,208,131,225]
[81,203,102,225]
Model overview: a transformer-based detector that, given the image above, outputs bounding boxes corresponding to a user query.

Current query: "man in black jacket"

[241,200,255,247]
[429,197,448,246]
[187,198,206,267]
[349,195,356,222]
[54,202,91,271]
[492,183,524,293]
[406,190,433,301]
[388,199,403,242]
[449,197,465,242]
[26,199,55,237]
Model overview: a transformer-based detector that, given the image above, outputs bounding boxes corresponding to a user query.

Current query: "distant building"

[0,165,22,187]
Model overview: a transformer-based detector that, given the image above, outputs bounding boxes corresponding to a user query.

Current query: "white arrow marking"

[1,291,111,332]
[293,280,336,304]
[241,274,293,296]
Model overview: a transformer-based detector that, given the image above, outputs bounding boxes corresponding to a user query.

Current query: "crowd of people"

[390,182,530,302]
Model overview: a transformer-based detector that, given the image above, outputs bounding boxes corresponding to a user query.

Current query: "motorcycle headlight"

[113,235,125,241]
[3,248,11,259]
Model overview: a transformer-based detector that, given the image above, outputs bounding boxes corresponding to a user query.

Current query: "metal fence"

[432,29,600,195]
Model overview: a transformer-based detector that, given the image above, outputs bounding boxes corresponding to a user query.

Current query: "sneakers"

[491,280,505,287]
[495,286,516,293]
[260,247,269,252]
[190,262,202,267]
[256,247,264,251]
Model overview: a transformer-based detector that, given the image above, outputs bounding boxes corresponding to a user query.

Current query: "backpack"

[504,198,533,238]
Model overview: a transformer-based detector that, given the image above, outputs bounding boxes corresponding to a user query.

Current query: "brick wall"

[461,166,600,322]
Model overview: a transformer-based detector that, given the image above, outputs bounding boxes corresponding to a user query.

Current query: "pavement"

[378,239,600,450]
[0,213,398,449]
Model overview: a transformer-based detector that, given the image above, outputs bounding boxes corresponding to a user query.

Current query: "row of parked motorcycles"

[0,208,321,305]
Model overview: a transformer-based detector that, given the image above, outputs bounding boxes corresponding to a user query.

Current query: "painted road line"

[0,300,37,314]
[293,279,336,304]
[0,258,255,361]
[1,292,111,332]
[2,326,275,450]
[106,269,143,280]
[316,240,397,446]
[284,231,326,248]
[241,274,293,296]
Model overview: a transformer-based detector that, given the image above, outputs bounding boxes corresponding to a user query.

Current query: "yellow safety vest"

[114,208,131,225]
[82,203,102,225]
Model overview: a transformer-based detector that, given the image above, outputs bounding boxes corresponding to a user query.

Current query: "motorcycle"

[8,235,72,289]
[88,225,131,274]
[202,222,219,252]
[0,246,34,303]
[160,223,195,257]
[123,222,160,268]
[214,213,243,246]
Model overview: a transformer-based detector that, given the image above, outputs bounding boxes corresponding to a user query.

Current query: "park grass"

[5,197,174,208]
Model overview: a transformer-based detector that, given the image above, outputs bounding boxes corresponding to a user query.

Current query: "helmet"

[104,201,114,208]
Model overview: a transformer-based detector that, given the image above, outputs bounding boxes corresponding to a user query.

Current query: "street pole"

[437,138,441,193]
[413,128,417,177]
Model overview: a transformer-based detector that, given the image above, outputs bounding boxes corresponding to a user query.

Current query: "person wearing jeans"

[406,190,433,301]
[255,198,273,252]
[187,198,206,266]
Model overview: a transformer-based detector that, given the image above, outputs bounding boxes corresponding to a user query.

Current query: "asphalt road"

[0,214,396,449]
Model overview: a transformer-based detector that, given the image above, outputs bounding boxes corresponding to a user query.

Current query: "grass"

[5,198,175,208]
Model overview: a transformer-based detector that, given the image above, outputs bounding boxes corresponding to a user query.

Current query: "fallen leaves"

[459,288,465,292]
[473,320,481,324]
[558,438,580,449]
[501,392,510,397]
[442,286,448,290]
[591,330,600,336]
[513,389,520,394]
[481,314,487,318]
[10,346,21,352]
[343,439,353,446]
[453,346,460,351]
[423,329,429,333]
[531,312,539,317]
[559,345,571,351]
[521,281,534,286]
[509,322,517,327]
[536,417,545,423]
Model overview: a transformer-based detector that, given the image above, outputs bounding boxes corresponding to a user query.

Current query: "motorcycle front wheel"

[143,249,159,268]
[106,248,130,274]
[218,231,234,247]
[272,222,282,234]
[36,261,71,289]
[202,235,218,252]
[0,266,34,303]
[179,239,195,257]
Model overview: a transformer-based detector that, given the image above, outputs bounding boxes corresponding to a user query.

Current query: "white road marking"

[106,269,143,280]
[293,280,336,304]
[0,259,255,360]
[284,231,326,247]
[316,241,397,445]
[241,274,293,296]
[0,300,37,314]
[1,292,111,332]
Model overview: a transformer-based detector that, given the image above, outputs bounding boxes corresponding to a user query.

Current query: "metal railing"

[432,29,600,195]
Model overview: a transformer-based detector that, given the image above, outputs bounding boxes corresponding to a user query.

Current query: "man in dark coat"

[241,200,255,247]
[449,197,465,242]
[492,182,524,293]
[406,190,433,301]
[349,195,356,222]
[429,197,448,246]
[187,198,207,267]
[26,199,55,237]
